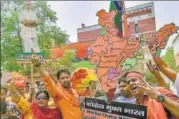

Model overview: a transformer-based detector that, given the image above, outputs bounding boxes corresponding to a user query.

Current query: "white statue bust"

[20,1,40,53]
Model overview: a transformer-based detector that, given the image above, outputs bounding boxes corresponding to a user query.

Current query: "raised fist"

[5,76,15,90]
[31,49,41,67]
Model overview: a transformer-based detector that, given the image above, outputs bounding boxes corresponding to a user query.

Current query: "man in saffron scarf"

[124,71,179,119]
[5,77,62,119]
[31,50,82,119]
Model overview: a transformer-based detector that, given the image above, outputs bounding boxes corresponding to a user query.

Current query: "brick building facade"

[52,2,157,66]
[77,24,101,42]
[125,2,156,72]
[77,2,156,43]
[126,2,156,40]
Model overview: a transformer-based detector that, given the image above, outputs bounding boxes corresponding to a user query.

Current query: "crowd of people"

[113,52,179,118]
[1,48,179,119]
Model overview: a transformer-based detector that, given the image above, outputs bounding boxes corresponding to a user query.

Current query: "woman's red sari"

[21,103,62,119]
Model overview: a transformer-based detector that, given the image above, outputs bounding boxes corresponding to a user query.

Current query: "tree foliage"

[46,50,76,75]
[162,47,179,71]
[144,71,157,86]
[1,1,68,72]
[145,47,179,86]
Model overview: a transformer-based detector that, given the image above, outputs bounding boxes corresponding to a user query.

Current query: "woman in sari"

[5,77,62,119]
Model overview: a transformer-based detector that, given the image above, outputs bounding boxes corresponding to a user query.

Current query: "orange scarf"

[143,96,167,119]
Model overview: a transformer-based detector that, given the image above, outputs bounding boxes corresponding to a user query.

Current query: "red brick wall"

[128,17,156,40]
[78,17,156,41]
[138,17,156,32]
[128,22,136,35]
[128,18,156,34]
[78,29,100,42]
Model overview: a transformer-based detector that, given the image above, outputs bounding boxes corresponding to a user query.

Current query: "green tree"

[162,47,179,71]
[144,71,157,86]
[58,50,76,71]
[1,1,23,71]
[1,1,68,72]
[145,47,179,86]
[46,50,76,74]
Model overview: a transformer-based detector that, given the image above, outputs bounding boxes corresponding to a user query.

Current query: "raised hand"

[31,49,49,77]
[134,84,161,99]
[5,76,21,104]
[31,48,41,67]
[146,60,159,73]
[148,42,157,56]
[5,76,15,90]
[129,78,161,100]
[28,82,36,93]
[146,60,168,87]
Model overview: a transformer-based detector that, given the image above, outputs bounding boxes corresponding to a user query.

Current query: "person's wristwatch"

[157,94,165,103]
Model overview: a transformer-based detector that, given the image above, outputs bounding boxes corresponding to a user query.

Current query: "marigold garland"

[71,68,98,96]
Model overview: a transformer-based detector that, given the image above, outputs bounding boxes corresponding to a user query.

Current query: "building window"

[135,23,139,33]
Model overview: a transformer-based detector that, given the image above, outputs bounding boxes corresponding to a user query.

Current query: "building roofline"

[77,24,100,30]
[126,2,154,12]
[63,40,94,46]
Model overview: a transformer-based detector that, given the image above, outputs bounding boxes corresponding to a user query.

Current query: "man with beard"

[31,51,82,119]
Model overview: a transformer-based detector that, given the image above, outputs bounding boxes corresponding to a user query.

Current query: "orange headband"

[126,72,144,80]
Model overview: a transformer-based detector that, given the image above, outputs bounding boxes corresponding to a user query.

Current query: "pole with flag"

[109,1,129,38]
